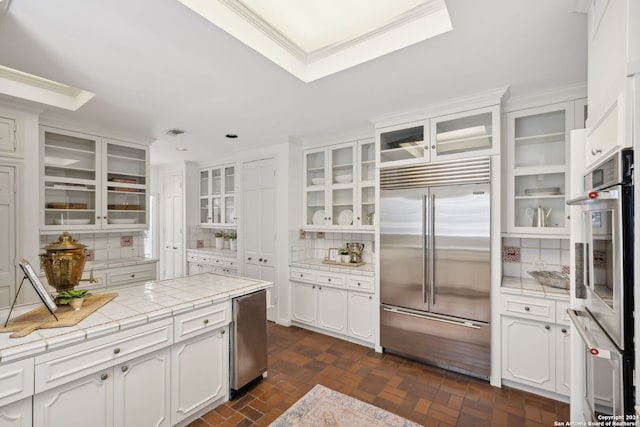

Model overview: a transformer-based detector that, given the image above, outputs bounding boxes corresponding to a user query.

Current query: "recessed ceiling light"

[166,128,185,136]
[225,134,238,139]
[176,147,188,151]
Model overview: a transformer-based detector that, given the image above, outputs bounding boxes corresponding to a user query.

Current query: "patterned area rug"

[269,384,422,426]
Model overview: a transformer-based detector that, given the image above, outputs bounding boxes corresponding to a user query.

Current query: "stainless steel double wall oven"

[568,148,634,417]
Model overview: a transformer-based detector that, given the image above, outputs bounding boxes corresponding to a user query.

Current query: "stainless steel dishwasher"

[230,289,268,394]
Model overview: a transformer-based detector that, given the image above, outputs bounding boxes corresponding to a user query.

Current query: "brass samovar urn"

[40,232,87,292]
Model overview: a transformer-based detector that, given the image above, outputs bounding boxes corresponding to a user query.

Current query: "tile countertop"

[0,273,271,364]
[82,256,158,271]
[502,276,569,300]
[187,248,238,257]
[290,259,375,276]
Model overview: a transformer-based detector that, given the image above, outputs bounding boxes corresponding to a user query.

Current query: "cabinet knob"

[103,216,107,219]
[121,365,128,372]
[97,216,101,219]
[204,319,209,325]
[545,325,551,330]
[220,329,226,335]
[357,282,361,286]
[263,259,267,263]
[248,257,252,261]
[101,373,109,381]
[431,145,436,149]
[328,278,331,282]
[561,328,567,334]
[524,306,530,311]
[312,285,315,289]
[369,296,372,300]
[299,274,303,278]
[113,348,121,354]
[131,274,135,278]
[259,258,263,262]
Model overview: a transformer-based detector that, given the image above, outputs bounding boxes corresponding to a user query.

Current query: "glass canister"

[40,232,87,292]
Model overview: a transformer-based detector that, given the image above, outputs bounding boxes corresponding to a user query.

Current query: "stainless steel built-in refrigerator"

[380,157,491,379]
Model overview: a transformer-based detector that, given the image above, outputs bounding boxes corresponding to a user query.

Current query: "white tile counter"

[290,258,375,276]
[0,273,271,364]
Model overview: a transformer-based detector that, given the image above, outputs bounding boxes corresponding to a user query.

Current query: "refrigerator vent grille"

[380,157,490,189]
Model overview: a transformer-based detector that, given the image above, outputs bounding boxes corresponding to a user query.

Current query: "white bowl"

[311,177,325,185]
[334,174,352,183]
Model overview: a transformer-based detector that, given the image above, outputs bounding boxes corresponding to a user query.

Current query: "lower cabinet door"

[34,371,114,427]
[114,348,171,427]
[501,316,556,392]
[347,291,375,343]
[0,397,32,427]
[291,282,316,326]
[555,325,571,396]
[316,286,347,334]
[171,326,229,425]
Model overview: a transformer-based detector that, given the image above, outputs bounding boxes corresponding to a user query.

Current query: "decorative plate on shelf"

[337,209,353,225]
[312,210,325,225]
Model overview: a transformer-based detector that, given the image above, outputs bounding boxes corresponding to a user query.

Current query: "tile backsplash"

[289,230,374,263]
[39,232,146,262]
[502,237,570,278]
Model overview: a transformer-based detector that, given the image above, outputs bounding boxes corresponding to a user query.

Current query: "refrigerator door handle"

[382,306,482,329]
[422,194,428,305]
[429,193,436,306]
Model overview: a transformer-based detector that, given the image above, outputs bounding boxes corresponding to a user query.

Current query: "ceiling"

[0,0,587,165]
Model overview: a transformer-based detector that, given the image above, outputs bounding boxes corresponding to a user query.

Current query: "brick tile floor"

[187,322,569,426]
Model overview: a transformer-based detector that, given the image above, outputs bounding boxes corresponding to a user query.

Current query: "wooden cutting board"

[0,293,118,338]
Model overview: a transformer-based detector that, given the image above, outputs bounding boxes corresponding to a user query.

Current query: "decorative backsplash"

[39,231,146,263]
[502,237,570,278]
[289,230,374,263]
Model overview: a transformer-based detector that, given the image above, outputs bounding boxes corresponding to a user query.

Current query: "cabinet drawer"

[501,294,555,322]
[174,302,230,343]
[35,320,172,393]
[108,263,156,287]
[318,273,344,287]
[187,254,199,263]
[290,268,316,284]
[346,276,374,292]
[0,358,34,407]
[225,260,237,268]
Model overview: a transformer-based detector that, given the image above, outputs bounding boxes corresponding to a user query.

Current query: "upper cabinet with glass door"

[357,139,375,230]
[376,105,499,167]
[199,164,236,227]
[41,128,150,231]
[506,100,586,236]
[103,139,149,229]
[42,128,100,230]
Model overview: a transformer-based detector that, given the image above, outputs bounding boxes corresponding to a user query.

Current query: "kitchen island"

[0,272,272,427]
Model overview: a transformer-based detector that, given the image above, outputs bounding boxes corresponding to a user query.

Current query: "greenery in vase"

[229,231,237,240]
[214,231,224,238]
[55,289,92,305]
[338,247,349,255]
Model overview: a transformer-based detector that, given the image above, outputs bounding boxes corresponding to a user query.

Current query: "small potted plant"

[214,231,224,249]
[338,247,349,263]
[229,231,237,251]
[56,289,91,310]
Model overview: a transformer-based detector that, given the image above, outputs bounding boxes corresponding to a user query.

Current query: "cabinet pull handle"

[524,306,530,311]
[101,373,109,381]
[121,366,128,372]
[545,325,551,330]
[204,319,209,325]
[561,328,567,334]
[113,348,121,354]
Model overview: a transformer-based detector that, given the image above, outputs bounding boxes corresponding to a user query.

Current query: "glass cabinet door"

[508,103,573,233]
[43,129,99,228]
[358,140,375,228]
[104,141,147,227]
[431,107,497,161]
[224,166,235,224]
[330,145,355,226]
[378,122,427,164]
[304,150,327,226]
[199,169,210,223]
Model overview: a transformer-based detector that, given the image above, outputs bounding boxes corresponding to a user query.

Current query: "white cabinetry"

[376,105,499,167]
[187,250,238,276]
[171,302,230,425]
[0,397,32,427]
[500,293,570,396]
[505,100,586,236]
[0,116,16,155]
[290,266,374,345]
[199,165,236,227]
[0,358,34,408]
[40,127,149,231]
[33,320,173,426]
[303,138,375,230]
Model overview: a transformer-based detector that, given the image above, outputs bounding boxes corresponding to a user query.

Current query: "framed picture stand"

[4,259,58,328]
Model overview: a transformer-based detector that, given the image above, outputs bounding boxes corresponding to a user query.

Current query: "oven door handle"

[567,309,619,360]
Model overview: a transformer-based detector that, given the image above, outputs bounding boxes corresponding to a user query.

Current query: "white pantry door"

[161,173,183,279]
[242,158,276,320]
[0,165,15,307]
